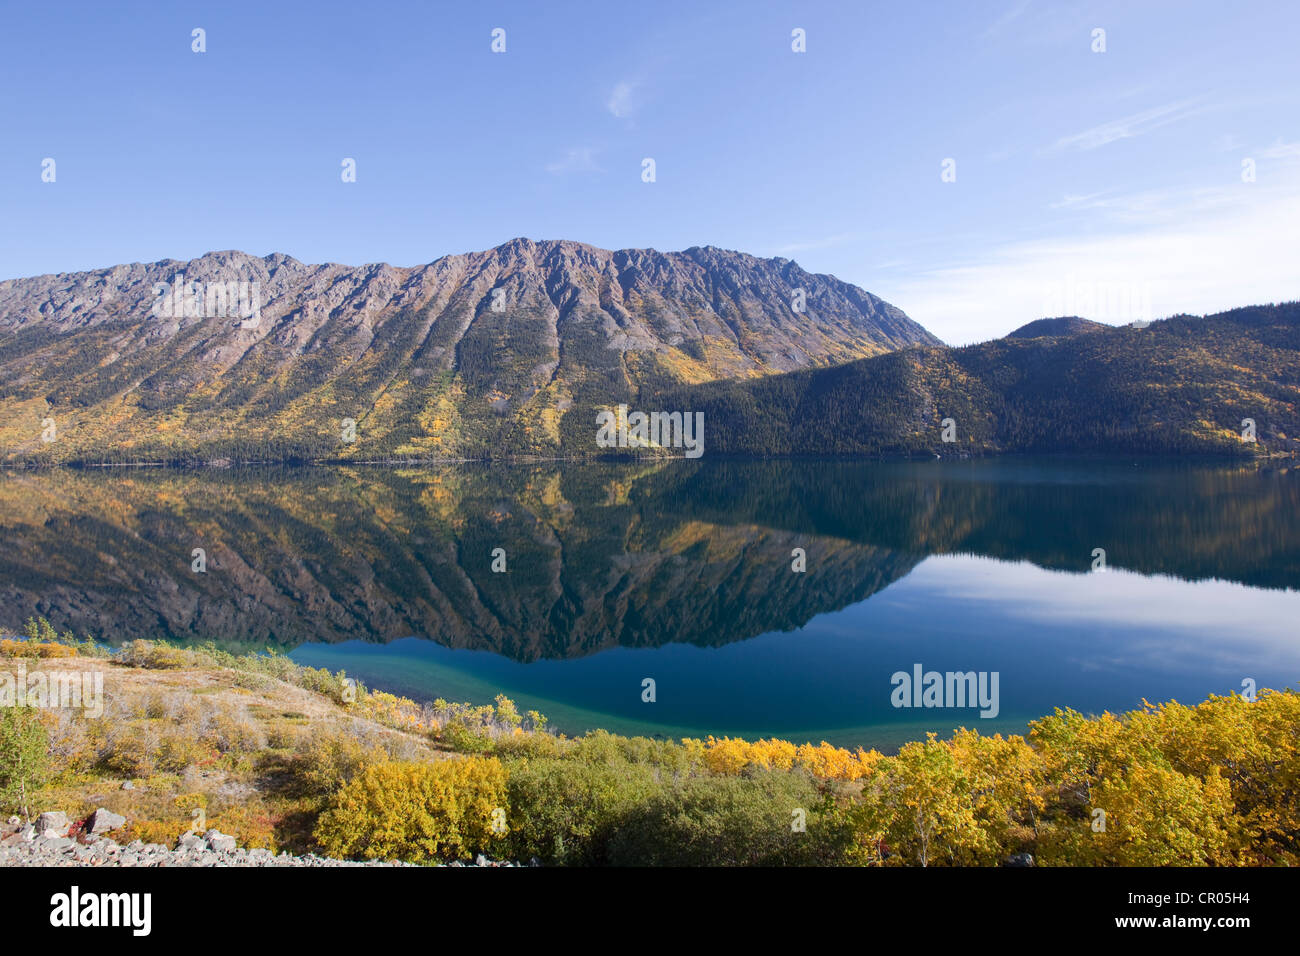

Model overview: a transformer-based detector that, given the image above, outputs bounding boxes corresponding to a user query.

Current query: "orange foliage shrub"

[0,639,77,659]
[702,736,882,781]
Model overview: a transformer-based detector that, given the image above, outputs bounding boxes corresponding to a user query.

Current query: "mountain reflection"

[0,458,1295,659]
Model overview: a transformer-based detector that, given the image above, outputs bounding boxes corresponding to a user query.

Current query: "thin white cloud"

[1046,183,1245,223]
[1046,98,1212,152]
[607,81,637,119]
[1258,139,1300,159]
[1048,190,1111,210]
[545,147,602,175]
[980,0,1034,39]
[772,233,859,255]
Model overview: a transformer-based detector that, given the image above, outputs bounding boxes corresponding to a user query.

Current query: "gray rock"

[0,827,412,868]
[35,811,68,837]
[121,781,135,791]
[204,830,236,853]
[1005,852,1035,867]
[86,808,126,835]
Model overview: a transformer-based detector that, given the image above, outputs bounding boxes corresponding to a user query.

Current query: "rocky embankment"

[0,810,520,867]
[0,809,399,867]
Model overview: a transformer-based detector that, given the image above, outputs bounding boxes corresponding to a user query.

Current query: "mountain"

[5,241,1295,464]
[650,303,1300,457]
[1005,316,1107,339]
[0,240,937,463]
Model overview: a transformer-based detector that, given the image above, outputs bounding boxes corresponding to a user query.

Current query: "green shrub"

[440,719,496,754]
[99,724,159,777]
[19,616,99,654]
[116,640,194,670]
[153,730,207,773]
[230,670,274,692]
[504,757,658,865]
[289,726,387,796]
[606,770,850,866]
[491,730,567,761]
[293,664,353,703]
[0,706,49,819]
[569,729,703,774]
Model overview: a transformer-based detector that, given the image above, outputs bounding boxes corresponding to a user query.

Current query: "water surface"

[1,457,1296,748]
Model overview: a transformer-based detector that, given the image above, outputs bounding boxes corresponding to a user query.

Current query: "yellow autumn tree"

[700,735,881,781]
[1027,692,1300,866]
[947,729,1046,857]
[315,756,507,862]
[849,734,994,866]
[1037,761,1235,866]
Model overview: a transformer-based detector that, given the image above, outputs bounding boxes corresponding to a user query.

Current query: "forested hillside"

[652,303,1300,458]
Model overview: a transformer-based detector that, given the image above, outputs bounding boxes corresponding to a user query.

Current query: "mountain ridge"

[0,240,936,462]
[4,241,1296,463]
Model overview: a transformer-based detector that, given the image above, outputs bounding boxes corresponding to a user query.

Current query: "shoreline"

[2,633,1295,867]
[1,447,1281,470]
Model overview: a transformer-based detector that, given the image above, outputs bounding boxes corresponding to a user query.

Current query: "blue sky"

[2,0,1297,343]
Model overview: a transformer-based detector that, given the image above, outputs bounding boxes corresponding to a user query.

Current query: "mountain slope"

[0,240,936,462]
[651,303,1300,458]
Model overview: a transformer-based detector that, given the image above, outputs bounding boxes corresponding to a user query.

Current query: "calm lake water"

[2,458,1297,749]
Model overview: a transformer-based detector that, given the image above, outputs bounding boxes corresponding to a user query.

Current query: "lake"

[1,457,1297,749]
